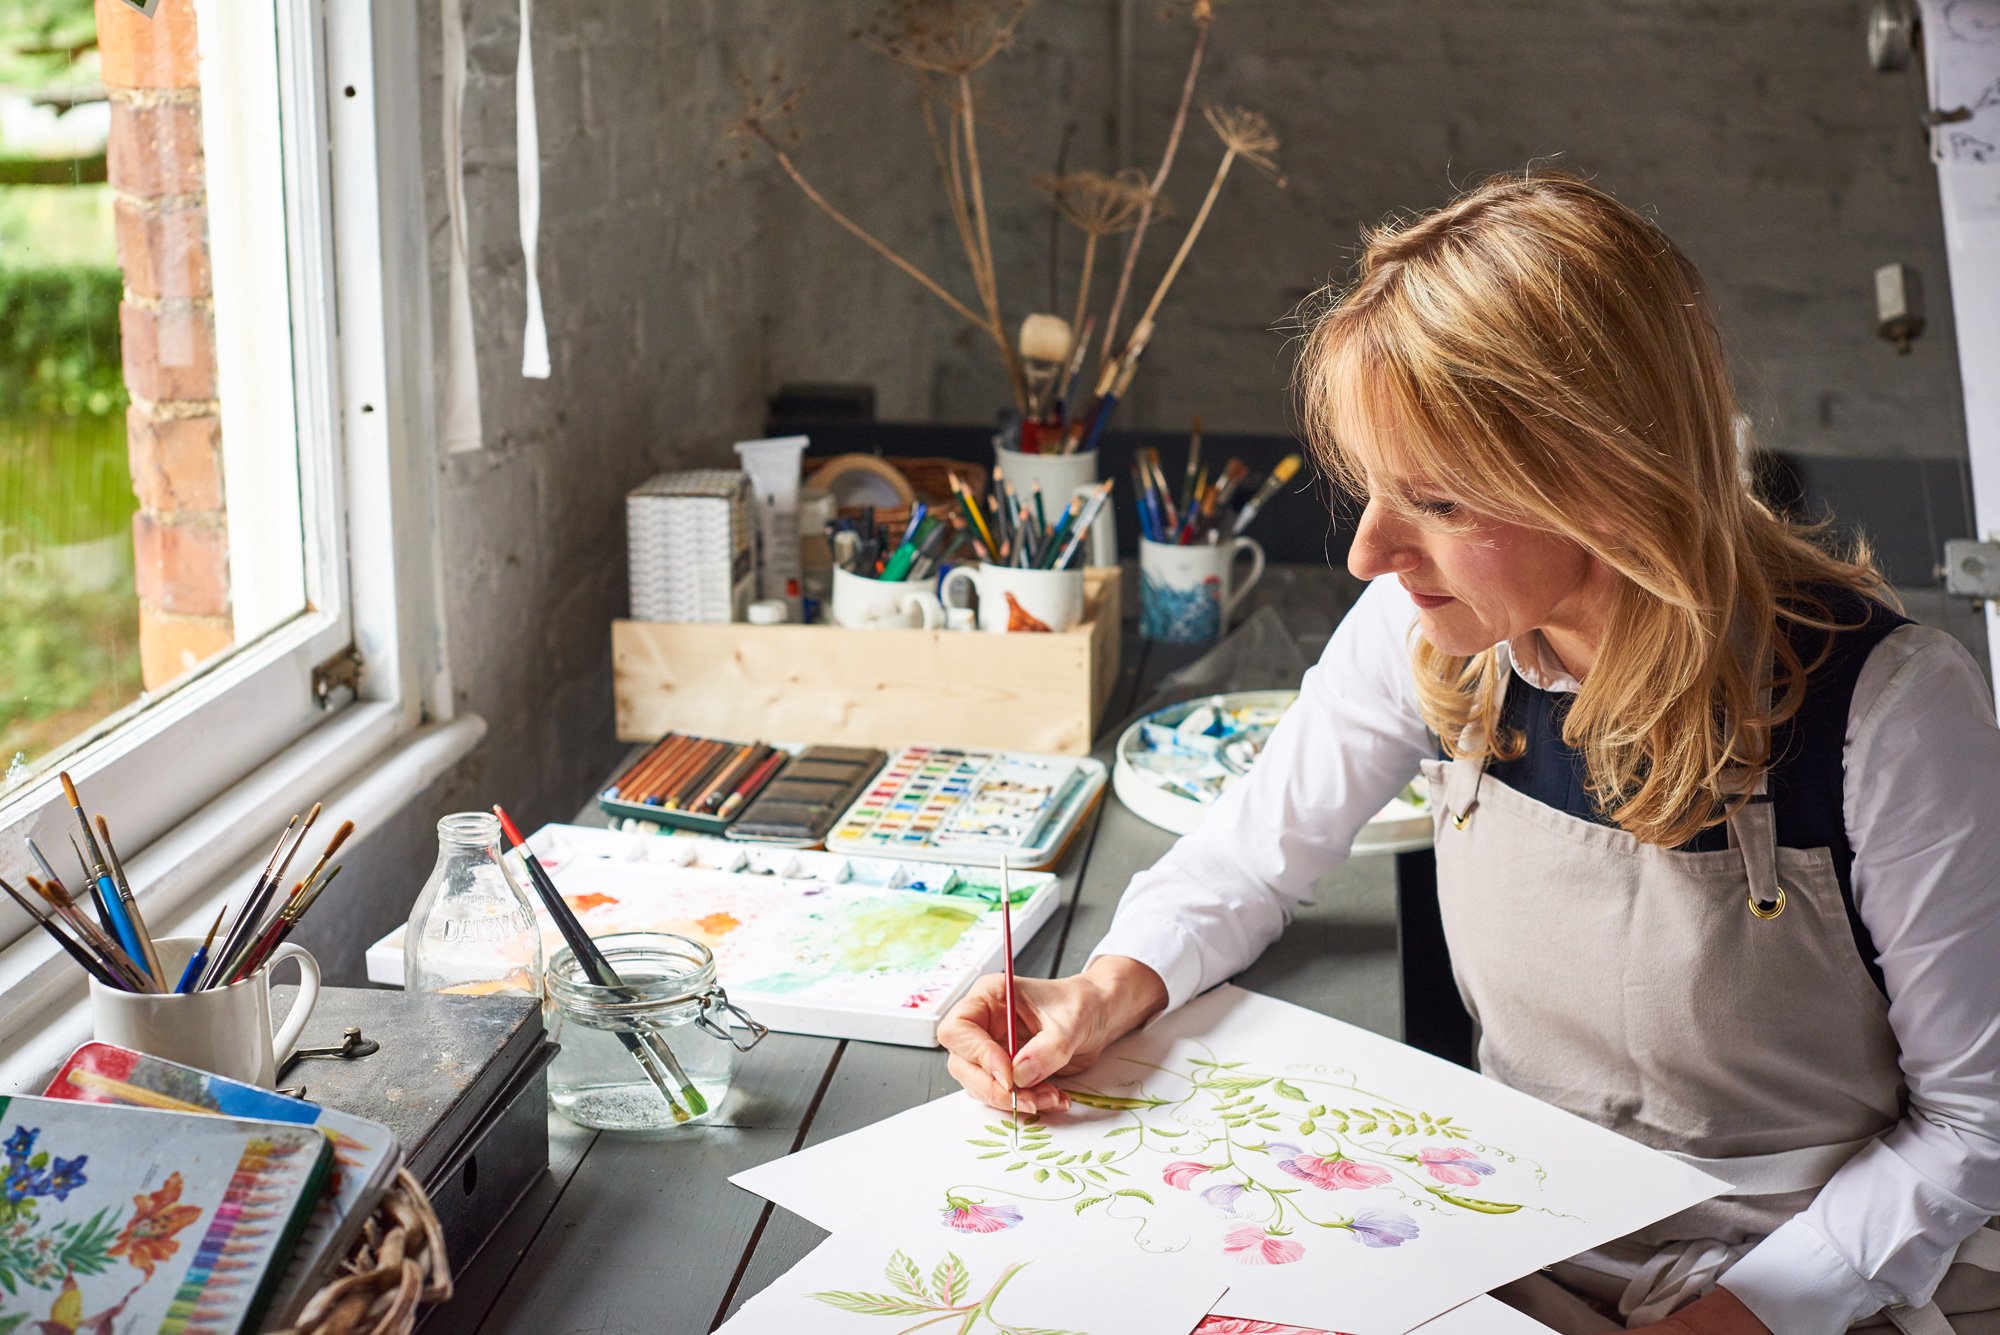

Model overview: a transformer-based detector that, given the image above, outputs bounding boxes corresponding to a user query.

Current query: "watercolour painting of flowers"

[942,1048,1550,1271]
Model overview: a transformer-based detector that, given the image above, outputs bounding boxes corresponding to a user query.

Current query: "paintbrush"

[93,815,164,988]
[218,820,353,984]
[1180,416,1203,520]
[58,773,151,984]
[1000,852,1019,1147]
[206,804,319,990]
[494,806,705,1121]
[200,814,297,988]
[233,865,342,983]
[1230,453,1302,536]
[2,875,122,988]
[29,835,109,938]
[29,876,151,990]
[174,905,229,993]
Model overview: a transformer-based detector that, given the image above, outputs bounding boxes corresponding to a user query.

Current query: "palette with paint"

[364,823,1061,1046]
[823,744,1107,871]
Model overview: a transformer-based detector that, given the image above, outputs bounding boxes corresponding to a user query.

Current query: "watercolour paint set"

[365,823,1061,1046]
[822,745,1107,871]
[0,1093,333,1333]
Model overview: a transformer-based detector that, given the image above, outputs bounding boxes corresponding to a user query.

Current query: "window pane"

[0,0,311,803]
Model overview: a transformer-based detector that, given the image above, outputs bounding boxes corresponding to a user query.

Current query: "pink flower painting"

[939,1194,1023,1233]
[1196,1319,1339,1335]
[1416,1146,1495,1186]
[1162,1160,1213,1190]
[1222,1225,1306,1266]
[1263,1143,1392,1191]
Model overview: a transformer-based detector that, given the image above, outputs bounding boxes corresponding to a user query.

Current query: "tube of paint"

[733,435,808,611]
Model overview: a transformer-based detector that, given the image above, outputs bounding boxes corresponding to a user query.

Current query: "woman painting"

[940,172,2000,1332]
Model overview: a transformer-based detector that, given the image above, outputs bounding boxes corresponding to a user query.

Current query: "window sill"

[0,706,484,1090]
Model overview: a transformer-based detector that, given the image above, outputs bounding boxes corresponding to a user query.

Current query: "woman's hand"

[1638,1288,1771,1335]
[937,955,1168,1114]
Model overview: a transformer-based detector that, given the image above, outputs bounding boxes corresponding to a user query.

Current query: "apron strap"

[1723,691,1786,919]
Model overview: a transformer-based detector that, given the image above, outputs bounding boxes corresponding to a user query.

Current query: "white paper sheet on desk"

[715,1227,1228,1334]
[1196,1294,1555,1334]
[732,986,1724,1335]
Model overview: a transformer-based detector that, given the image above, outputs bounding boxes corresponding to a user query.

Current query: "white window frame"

[0,0,477,1078]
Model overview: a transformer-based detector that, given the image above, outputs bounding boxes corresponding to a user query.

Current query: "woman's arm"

[1721,625,2000,1332]
[939,575,1434,1110]
[1085,574,1435,1011]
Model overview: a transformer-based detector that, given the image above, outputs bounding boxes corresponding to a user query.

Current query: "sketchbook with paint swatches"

[0,1093,332,1334]
[42,1041,403,1330]
[363,823,1062,1046]
[824,745,1107,871]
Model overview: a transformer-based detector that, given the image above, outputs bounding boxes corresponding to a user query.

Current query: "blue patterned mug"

[1139,536,1266,643]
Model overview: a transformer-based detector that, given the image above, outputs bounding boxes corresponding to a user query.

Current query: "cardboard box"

[612,568,1122,756]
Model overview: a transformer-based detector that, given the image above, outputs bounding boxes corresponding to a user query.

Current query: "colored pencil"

[696,744,772,814]
[494,805,705,1120]
[717,748,788,819]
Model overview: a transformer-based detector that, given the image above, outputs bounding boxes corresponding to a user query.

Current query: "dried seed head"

[860,0,1033,76]
[1203,104,1283,180]
[728,66,805,148]
[1032,168,1160,236]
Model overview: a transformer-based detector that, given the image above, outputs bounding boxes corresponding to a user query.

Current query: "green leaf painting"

[944,1045,1551,1270]
[813,1253,1082,1333]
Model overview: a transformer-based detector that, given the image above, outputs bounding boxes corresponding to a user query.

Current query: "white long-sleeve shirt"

[1090,575,2000,1332]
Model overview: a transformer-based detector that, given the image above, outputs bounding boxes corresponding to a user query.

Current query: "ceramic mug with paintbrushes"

[939,562,1085,633]
[90,935,323,1088]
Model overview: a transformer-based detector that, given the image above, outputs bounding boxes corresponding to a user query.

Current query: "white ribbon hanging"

[517,0,550,379]
[439,0,482,452]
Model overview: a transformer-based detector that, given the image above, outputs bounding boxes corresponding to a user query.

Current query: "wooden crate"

[613,568,1122,756]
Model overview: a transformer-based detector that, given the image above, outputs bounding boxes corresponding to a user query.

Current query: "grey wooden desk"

[427,566,1418,1335]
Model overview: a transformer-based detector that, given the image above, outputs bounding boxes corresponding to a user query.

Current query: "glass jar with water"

[544,932,767,1131]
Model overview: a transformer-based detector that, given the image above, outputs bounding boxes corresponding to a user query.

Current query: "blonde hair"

[1297,170,1887,848]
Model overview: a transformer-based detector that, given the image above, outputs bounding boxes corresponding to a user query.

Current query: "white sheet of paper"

[716,1228,1228,1335]
[1196,1294,1554,1334]
[734,986,1723,1335]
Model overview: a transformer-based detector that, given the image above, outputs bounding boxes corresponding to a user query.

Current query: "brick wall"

[97,0,231,691]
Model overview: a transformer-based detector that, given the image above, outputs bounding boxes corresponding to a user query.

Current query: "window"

[0,0,445,958]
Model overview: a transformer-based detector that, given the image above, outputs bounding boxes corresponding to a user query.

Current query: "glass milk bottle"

[404,812,544,996]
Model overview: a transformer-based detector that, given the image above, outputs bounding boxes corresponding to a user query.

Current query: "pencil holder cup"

[1139,535,1266,642]
[939,562,1084,633]
[544,933,767,1133]
[994,444,1118,569]
[89,935,321,1088]
[829,565,944,629]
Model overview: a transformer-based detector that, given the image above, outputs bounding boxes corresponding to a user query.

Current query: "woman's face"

[1344,452,1612,672]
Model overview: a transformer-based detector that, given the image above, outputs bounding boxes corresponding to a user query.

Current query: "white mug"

[993,445,1117,569]
[90,935,322,1088]
[1138,535,1266,642]
[829,565,945,629]
[939,562,1085,633]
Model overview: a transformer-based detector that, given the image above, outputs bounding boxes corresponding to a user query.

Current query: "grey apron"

[1421,667,2000,1330]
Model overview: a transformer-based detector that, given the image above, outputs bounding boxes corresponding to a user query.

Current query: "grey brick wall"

[304,0,1970,981]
